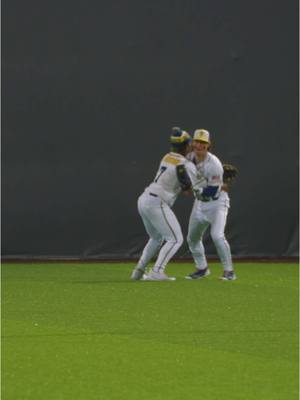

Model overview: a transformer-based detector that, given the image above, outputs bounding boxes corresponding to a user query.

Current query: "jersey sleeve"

[206,158,223,186]
[184,161,207,190]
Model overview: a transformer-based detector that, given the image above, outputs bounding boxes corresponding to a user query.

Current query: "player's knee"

[177,233,184,248]
[158,238,164,247]
[152,238,163,247]
[169,233,183,250]
[211,232,225,245]
[187,234,197,249]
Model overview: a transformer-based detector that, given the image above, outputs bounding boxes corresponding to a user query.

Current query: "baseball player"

[131,127,203,281]
[185,129,237,281]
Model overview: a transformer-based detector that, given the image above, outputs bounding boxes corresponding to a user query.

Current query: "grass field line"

[2,327,298,339]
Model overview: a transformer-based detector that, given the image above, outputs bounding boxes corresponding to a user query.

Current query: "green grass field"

[2,262,299,400]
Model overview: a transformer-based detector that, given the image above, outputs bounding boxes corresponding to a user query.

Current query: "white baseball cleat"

[144,270,176,281]
[131,267,146,281]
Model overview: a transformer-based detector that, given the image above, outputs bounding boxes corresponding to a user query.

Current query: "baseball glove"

[223,164,238,183]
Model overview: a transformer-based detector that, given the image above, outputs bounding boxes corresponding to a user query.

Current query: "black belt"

[201,197,219,202]
[149,192,158,197]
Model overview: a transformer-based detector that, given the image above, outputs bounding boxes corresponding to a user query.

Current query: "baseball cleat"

[144,270,176,281]
[131,267,146,281]
[185,268,211,280]
[219,270,237,281]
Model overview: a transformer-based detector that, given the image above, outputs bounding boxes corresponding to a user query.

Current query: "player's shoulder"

[186,151,198,167]
[161,152,185,166]
[207,152,223,168]
[186,151,194,161]
[184,159,197,174]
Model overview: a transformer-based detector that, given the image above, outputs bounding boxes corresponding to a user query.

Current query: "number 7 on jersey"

[154,166,167,182]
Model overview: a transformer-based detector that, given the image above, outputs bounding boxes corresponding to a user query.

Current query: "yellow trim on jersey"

[162,155,181,165]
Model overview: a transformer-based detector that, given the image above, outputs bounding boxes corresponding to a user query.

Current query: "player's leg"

[209,205,236,280]
[186,202,210,279]
[148,201,183,279]
[131,194,163,280]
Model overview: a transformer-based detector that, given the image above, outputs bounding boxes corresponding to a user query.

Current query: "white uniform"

[137,152,200,273]
[186,151,233,271]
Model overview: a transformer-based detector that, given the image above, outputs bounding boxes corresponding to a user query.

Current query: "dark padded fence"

[2,0,298,259]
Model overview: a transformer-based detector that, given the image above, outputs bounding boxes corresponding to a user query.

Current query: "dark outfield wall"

[2,0,298,259]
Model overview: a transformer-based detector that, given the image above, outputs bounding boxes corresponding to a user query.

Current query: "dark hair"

[170,142,190,154]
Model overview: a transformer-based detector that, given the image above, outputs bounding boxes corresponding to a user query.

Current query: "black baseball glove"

[223,164,238,183]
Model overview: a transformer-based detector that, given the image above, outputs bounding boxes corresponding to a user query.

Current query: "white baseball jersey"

[137,151,199,274]
[186,151,233,271]
[145,152,200,207]
[186,151,224,197]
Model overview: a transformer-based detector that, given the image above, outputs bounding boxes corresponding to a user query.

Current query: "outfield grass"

[2,262,299,400]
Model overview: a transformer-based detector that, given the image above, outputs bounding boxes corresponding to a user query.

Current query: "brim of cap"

[193,137,210,143]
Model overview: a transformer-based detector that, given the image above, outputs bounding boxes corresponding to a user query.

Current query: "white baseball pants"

[137,192,183,272]
[187,192,233,271]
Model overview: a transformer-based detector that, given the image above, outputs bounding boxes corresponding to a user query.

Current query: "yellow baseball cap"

[193,129,210,143]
